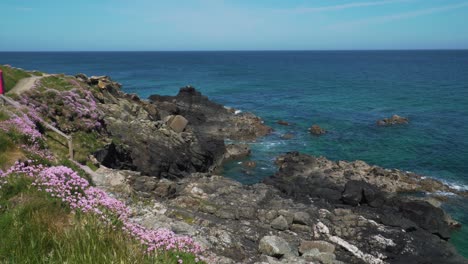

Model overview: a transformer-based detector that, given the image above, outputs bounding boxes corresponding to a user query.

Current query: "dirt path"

[8,74,51,94]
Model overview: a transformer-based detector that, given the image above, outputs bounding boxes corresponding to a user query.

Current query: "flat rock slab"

[168,115,189,133]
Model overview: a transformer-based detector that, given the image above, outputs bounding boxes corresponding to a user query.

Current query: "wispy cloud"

[277,0,412,14]
[16,7,33,12]
[328,2,468,30]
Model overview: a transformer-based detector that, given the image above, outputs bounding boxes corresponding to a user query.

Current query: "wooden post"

[68,136,74,160]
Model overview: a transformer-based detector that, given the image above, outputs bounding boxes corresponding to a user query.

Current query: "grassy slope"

[0,176,198,264]
[0,70,202,263]
[0,110,25,170]
[0,65,31,93]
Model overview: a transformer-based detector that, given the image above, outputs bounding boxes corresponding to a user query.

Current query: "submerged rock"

[277,120,291,126]
[377,114,409,126]
[280,133,294,140]
[309,124,326,135]
[224,143,251,160]
[242,161,257,168]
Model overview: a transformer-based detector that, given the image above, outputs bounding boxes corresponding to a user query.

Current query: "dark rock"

[149,86,272,140]
[399,200,452,239]
[93,142,136,171]
[277,120,290,126]
[341,180,381,206]
[75,73,88,82]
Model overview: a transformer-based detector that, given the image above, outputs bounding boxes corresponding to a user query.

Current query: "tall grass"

[0,65,31,92]
[0,175,200,264]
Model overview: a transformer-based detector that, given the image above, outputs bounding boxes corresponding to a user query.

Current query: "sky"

[0,0,467,51]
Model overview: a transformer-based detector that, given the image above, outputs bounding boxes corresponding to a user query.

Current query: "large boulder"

[166,115,189,133]
[93,142,136,171]
[341,180,382,206]
[258,236,295,258]
[270,215,289,231]
[399,200,451,239]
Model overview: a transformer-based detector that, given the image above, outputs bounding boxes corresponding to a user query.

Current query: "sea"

[1,50,468,256]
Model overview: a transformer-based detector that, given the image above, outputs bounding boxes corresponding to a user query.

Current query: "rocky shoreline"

[15,72,468,263]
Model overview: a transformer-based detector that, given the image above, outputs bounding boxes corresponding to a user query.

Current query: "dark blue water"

[1,51,468,256]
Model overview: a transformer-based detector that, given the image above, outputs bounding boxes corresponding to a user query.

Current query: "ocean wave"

[447,182,468,191]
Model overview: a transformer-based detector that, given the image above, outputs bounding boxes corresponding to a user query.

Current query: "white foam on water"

[431,191,457,197]
[234,110,242,115]
[448,183,468,191]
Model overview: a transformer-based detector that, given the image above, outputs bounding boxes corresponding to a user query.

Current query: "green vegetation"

[0,110,9,121]
[72,131,106,164]
[29,70,44,76]
[0,70,203,264]
[44,130,106,165]
[0,65,31,92]
[37,75,76,91]
[0,131,21,170]
[0,175,199,264]
[0,111,25,170]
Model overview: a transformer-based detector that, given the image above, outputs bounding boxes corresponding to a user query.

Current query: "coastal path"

[0,74,74,159]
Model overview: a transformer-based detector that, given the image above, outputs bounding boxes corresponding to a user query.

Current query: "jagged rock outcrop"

[94,167,467,264]
[84,79,271,179]
[149,86,272,140]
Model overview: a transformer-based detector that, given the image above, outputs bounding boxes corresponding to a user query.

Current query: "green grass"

[37,75,76,91]
[0,65,31,92]
[72,131,106,164]
[0,131,24,170]
[0,110,9,121]
[45,130,106,165]
[0,175,201,264]
[29,71,44,76]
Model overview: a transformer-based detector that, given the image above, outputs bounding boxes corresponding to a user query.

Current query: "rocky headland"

[4,69,467,263]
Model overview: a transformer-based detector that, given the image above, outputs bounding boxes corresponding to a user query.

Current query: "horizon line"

[1,48,468,53]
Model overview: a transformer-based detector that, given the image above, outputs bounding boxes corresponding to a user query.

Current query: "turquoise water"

[1,51,468,256]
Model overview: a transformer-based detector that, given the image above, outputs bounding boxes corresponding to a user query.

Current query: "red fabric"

[0,70,4,94]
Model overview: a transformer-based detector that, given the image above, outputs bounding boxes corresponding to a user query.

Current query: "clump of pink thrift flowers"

[20,87,103,132]
[0,162,203,259]
[0,113,42,143]
[0,112,53,160]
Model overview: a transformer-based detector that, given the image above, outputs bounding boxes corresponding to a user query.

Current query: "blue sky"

[1,0,467,51]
